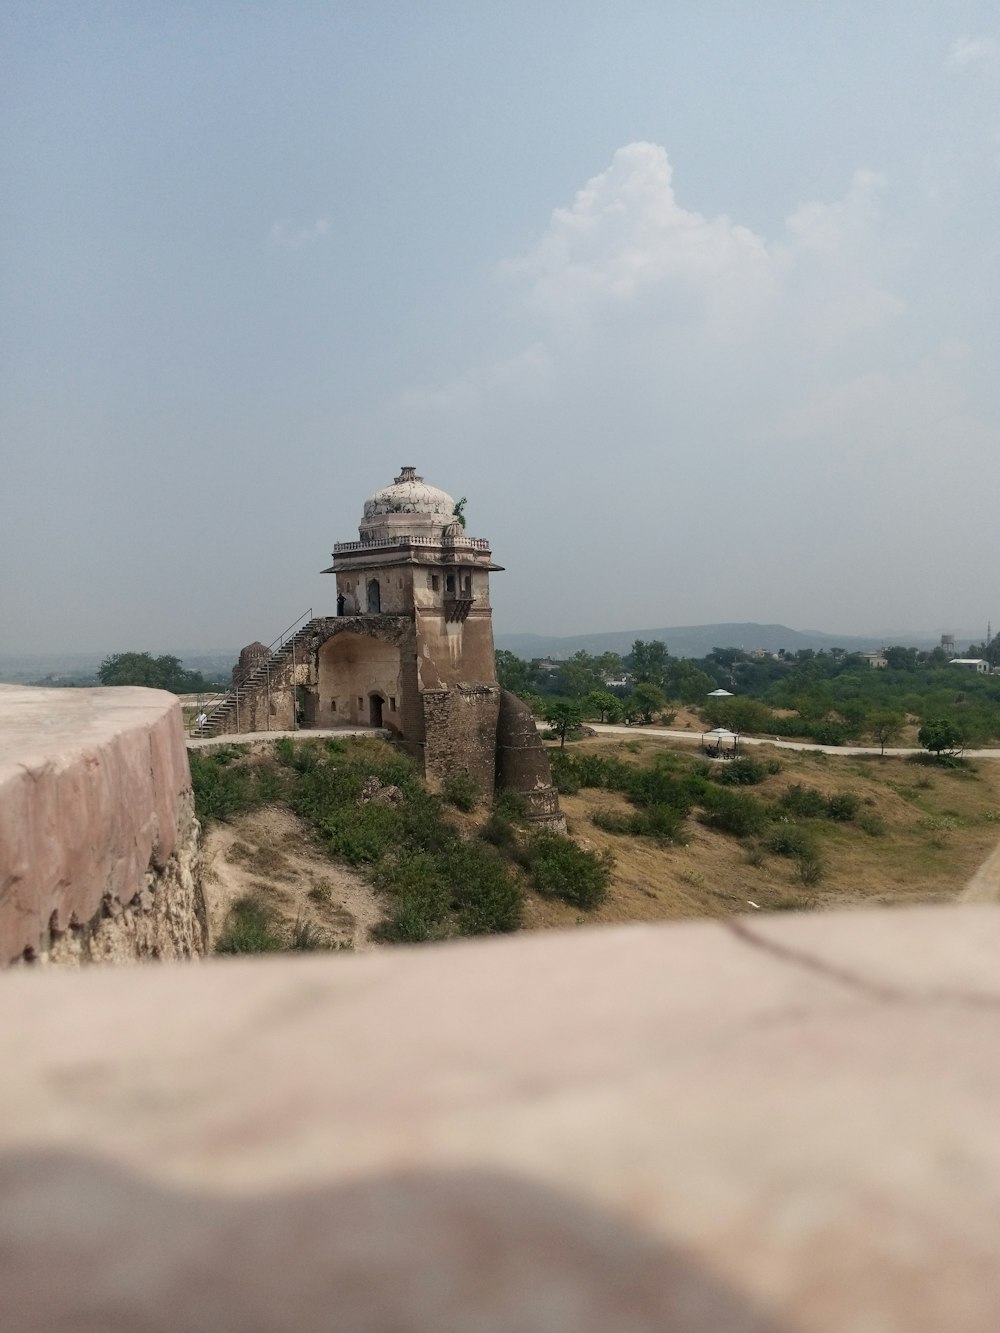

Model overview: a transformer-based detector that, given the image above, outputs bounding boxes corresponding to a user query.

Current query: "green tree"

[543,698,585,748]
[631,682,667,723]
[98,652,214,694]
[869,710,904,755]
[665,659,714,705]
[703,696,772,735]
[585,689,622,723]
[559,650,605,698]
[629,639,669,689]
[885,645,918,672]
[494,650,535,695]
[918,718,963,757]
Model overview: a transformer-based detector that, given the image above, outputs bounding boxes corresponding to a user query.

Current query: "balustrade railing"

[333,534,489,553]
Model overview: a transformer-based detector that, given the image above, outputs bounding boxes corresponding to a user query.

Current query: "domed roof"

[362,467,455,523]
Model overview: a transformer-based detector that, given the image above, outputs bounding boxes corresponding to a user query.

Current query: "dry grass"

[522,737,1000,929]
[202,805,385,951]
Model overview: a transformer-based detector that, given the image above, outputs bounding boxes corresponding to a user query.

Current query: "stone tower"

[197,466,563,826]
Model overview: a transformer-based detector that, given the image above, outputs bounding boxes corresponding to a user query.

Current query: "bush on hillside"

[525,833,612,909]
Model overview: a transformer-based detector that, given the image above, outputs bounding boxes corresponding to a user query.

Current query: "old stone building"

[195,468,562,827]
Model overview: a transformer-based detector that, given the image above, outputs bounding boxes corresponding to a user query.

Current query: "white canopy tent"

[701,726,740,757]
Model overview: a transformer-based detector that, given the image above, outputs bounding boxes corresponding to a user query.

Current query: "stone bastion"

[3,685,1000,1329]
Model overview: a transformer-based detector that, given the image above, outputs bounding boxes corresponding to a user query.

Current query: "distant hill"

[494,623,948,661]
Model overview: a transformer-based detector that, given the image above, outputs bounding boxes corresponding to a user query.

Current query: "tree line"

[495,638,1000,751]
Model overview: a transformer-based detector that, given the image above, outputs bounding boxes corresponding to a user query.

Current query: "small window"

[389,697,397,712]
[446,574,455,594]
[431,574,439,591]
[357,696,363,710]
[331,699,337,713]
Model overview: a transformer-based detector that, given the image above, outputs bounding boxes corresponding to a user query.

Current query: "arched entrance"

[316,630,401,730]
[367,579,381,613]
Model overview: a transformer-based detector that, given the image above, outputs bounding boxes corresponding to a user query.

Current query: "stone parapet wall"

[0,684,206,967]
[3,906,1000,1329]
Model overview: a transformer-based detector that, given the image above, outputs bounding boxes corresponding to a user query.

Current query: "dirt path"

[201,806,384,952]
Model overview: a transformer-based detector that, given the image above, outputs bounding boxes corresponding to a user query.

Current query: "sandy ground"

[201,805,384,952]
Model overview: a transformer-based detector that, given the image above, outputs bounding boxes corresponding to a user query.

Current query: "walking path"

[586,723,1000,760]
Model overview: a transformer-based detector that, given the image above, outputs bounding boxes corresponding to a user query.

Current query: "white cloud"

[500,144,900,352]
[269,217,330,248]
[948,35,1000,72]
[504,142,775,339]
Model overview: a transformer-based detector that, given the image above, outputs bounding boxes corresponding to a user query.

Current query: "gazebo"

[701,726,739,759]
[707,688,733,698]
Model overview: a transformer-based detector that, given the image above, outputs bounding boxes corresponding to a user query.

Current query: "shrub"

[808,721,849,746]
[190,752,285,824]
[313,802,402,864]
[376,853,451,943]
[697,788,768,838]
[780,784,827,818]
[825,792,860,822]
[444,843,522,935]
[290,916,332,950]
[526,833,612,909]
[715,756,766,786]
[858,810,886,837]
[592,803,686,844]
[797,853,824,885]
[216,895,284,954]
[765,758,784,775]
[494,788,527,820]
[766,823,819,859]
[442,771,480,812]
[591,808,633,835]
[307,881,333,903]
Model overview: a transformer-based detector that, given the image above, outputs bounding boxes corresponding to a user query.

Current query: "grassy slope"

[523,736,1000,930]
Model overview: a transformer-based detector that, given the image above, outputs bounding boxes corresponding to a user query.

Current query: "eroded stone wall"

[0,684,207,968]
[422,684,501,798]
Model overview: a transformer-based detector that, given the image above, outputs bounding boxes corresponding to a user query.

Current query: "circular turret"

[359,466,457,543]
[232,641,269,686]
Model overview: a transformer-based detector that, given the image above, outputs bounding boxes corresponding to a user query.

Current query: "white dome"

[362,467,455,522]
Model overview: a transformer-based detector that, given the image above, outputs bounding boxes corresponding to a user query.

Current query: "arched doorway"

[367,579,381,613]
[316,630,401,730]
[369,693,384,727]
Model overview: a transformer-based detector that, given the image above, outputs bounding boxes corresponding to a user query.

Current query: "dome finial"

[395,465,422,484]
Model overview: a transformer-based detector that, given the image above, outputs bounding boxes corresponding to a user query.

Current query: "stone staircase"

[190,614,321,738]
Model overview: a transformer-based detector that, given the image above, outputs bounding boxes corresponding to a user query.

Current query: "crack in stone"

[725,917,1000,1011]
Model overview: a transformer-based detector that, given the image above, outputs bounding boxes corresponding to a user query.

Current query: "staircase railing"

[188,608,314,735]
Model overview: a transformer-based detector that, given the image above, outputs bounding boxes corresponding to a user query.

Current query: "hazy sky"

[3,3,999,656]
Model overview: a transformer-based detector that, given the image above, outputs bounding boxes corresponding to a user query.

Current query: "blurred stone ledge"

[2,906,1000,1330]
[0,684,206,966]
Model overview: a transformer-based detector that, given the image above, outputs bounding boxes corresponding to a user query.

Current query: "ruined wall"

[422,684,501,798]
[0,684,207,968]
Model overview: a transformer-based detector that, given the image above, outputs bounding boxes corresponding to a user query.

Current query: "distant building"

[863,651,888,669]
[948,658,989,674]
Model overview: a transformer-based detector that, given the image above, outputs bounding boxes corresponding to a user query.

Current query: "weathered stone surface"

[0,684,205,966]
[2,905,1000,1329]
[497,688,567,830]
